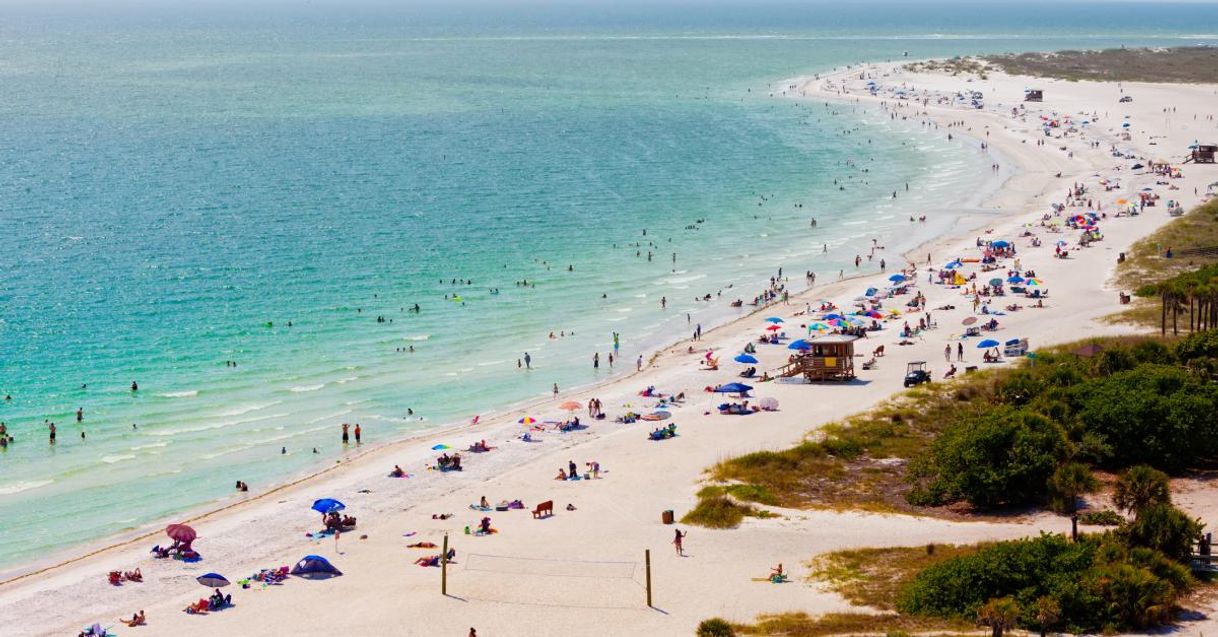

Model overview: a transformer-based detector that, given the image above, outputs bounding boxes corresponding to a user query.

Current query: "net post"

[442,533,449,595]
[645,549,652,607]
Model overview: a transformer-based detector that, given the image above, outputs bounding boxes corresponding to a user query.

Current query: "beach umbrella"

[311,498,345,514]
[991,240,1010,248]
[517,416,537,425]
[888,274,906,283]
[558,401,582,412]
[864,310,884,319]
[713,383,753,394]
[650,410,672,420]
[1055,240,1069,246]
[291,555,342,580]
[1007,275,1024,284]
[431,443,450,450]
[962,316,978,326]
[1005,338,1023,346]
[788,339,813,351]
[765,324,782,331]
[764,317,784,323]
[807,322,830,332]
[1025,278,1042,286]
[943,260,962,270]
[734,354,759,364]
[822,313,843,320]
[988,278,1004,287]
[196,573,230,588]
[977,339,1000,348]
[1131,163,1144,170]
[165,523,197,544]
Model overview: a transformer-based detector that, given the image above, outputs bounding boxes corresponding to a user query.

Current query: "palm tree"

[1113,465,1172,518]
[1048,462,1100,514]
[978,597,1021,637]
[1034,596,1061,637]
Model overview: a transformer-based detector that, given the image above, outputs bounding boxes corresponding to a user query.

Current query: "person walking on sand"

[341,423,350,444]
[957,342,964,362]
[944,344,951,363]
[673,528,686,556]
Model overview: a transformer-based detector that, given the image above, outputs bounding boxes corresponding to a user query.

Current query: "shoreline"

[0,79,1007,584]
[7,56,1218,636]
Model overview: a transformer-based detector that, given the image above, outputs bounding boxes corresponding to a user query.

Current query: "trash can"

[661,510,674,525]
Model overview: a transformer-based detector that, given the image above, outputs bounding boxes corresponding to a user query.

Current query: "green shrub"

[1122,504,1203,561]
[1078,510,1124,526]
[909,408,1067,508]
[895,534,1191,633]
[696,618,735,637]
[682,496,751,528]
[1072,365,1218,471]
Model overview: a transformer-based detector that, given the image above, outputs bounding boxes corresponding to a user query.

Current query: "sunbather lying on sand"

[407,542,438,549]
[415,548,457,566]
[119,610,146,627]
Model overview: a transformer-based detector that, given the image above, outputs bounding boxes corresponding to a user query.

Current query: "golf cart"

[904,361,931,388]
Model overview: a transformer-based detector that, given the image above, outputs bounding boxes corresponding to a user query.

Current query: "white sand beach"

[7,60,1218,636]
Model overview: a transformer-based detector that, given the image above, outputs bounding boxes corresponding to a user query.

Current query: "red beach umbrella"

[166,523,197,544]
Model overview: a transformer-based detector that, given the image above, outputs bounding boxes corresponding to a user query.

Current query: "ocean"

[2,0,1217,571]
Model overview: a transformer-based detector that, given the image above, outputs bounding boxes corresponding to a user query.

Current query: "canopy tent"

[291,555,343,579]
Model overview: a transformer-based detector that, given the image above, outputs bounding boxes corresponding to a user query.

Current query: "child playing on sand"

[673,529,686,556]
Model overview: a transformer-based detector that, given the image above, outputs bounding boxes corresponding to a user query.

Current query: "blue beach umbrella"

[291,555,343,580]
[943,260,962,270]
[991,240,1010,248]
[713,383,754,394]
[788,339,812,351]
[311,498,345,514]
[977,339,1000,348]
[734,354,759,364]
[196,573,230,588]
[764,317,784,324]
[1007,276,1025,284]
[822,313,843,320]
[888,274,906,283]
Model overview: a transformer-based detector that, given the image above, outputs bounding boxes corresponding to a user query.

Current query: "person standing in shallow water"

[354,424,361,444]
[341,423,349,444]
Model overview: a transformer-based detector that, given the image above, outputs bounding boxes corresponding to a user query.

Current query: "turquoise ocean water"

[2,1,1217,571]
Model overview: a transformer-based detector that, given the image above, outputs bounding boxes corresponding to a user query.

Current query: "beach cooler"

[661,510,674,525]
